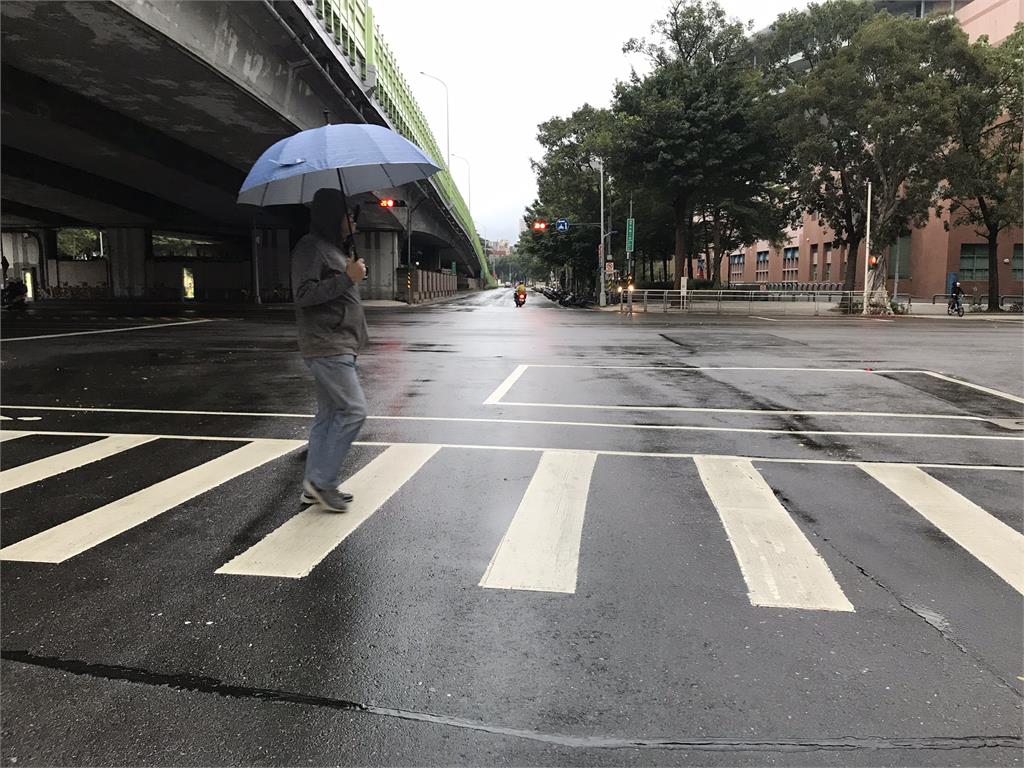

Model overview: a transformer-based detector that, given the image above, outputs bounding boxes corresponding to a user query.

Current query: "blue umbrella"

[237,123,442,206]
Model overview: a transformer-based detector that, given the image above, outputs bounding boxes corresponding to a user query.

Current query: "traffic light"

[378,198,407,208]
[531,220,548,232]
[867,255,879,271]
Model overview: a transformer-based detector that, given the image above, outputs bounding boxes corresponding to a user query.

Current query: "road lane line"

[2,429,1022,471]
[0,431,31,443]
[490,401,985,422]
[483,365,529,405]
[480,450,597,593]
[695,456,854,611]
[914,371,1024,405]
[216,443,440,578]
[858,463,1024,594]
[0,404,1000,428]
[1,319,214,341]
[750,316,780,322]
[0,440,300,563]
[527,365,909,372]
[0,435,158,493]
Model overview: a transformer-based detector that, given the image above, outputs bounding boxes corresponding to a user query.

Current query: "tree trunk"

[673,198,691,291]
[842,234,861,294]
[986,230,1002,312]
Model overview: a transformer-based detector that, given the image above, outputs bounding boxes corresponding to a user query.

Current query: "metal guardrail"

[932,293,1024,308]
[621,289,912,316]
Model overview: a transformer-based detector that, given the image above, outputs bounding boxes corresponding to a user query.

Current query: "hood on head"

[310,188,347,248]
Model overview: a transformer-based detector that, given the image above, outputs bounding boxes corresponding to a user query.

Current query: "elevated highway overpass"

[0,0,489,301]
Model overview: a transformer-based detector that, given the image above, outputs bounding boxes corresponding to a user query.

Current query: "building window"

[810,244,819,281]
[889,234,911,279]
[782,247,799,282]
[755,250,769,282]
[959,244,989,281]
[729,253,745,281]
[1013,244,1022,281]
[823,243,833,281]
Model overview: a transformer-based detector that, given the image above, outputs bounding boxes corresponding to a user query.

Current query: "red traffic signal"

[532,220,548,231]
[867,255,879,270]
[378,198,407,208]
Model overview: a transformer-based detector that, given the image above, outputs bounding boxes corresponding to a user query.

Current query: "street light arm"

[420,71,450,170]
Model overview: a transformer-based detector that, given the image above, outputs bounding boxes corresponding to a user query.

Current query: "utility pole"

[598,158,606,307]
[861,181,872,316]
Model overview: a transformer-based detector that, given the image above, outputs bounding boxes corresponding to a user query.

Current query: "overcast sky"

[370,1,808,243]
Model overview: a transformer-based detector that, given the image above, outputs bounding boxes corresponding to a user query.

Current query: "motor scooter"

[514,288,526,307]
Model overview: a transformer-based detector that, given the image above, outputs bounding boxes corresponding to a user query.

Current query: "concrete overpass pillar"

[107,228,151,298]
[359,229,400,301]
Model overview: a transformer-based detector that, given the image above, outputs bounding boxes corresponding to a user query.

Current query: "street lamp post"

[597,158,606,307]
[451,153,471,213]
[419,71,450,169]
[862,180,872,316]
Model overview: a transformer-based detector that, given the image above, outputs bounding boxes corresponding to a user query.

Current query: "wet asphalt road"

[1,289,1022,766]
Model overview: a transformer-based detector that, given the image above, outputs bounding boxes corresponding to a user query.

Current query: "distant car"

[504,282,512,288]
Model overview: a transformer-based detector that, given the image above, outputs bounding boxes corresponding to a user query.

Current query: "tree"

[782,11,961,301]
[612,0,790,289]
[935,25,1024,311]
[57,228,99,259]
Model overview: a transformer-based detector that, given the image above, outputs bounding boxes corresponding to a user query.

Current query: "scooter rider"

[949,281,965,310]
[514,281,527,307]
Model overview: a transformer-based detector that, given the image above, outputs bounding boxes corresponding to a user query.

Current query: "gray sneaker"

[300,487,354,506]
[301,480,350,512]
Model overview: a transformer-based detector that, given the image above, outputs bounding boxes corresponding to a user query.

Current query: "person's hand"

[346,257,367,282]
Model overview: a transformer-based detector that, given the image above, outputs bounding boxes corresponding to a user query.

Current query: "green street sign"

[625,217,635,252]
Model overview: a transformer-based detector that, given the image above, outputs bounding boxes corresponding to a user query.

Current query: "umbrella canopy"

[237,123,442,207]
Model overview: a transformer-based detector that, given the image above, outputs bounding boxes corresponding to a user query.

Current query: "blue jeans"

[304,354,368,489]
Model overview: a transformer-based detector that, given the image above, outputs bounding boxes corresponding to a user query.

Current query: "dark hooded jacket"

[290,188,368,358]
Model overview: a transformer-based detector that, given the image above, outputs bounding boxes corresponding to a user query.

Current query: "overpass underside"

[0,0,483,302]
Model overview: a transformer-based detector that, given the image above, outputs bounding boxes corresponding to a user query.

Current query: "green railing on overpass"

[310,0,491,283]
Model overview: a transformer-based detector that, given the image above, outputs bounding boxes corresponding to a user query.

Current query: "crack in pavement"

[2,650,1020,753]
[808,538,1023,697]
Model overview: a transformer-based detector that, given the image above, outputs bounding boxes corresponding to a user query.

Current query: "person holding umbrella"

[291,188,367,511]
[237,123,442,511]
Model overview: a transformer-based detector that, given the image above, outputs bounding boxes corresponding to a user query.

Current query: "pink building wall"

[718,0,1023,299]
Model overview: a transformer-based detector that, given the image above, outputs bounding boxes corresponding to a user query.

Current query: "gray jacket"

[291,233,368,358]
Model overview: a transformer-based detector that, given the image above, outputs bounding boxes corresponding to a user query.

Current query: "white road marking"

[0,431,30,442]
[1,319,214,342]
[695,456,854,611]
[750,316,779,322]
[858,463,1024,594]
[490,401,985,423]
[526,365,908,372]
[483,365,529,405]
[480,450,597,593]
[2,429,1022,471]
[911,371,1023,406]
[0,435,158,494]
[0,439,301,563]
[217,443,440,578]
[0,403,997,428]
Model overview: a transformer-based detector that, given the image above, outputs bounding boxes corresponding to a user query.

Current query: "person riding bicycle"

[949,281,965,310]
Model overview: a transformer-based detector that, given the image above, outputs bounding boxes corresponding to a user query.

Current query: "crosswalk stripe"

[859,463,1024,594]
[480,450,597,593]
[0,430,30,442]
[0,435,158,494]
[694,457,854,612]
[216,443,441,578]
[0,439,302,563]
